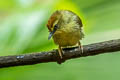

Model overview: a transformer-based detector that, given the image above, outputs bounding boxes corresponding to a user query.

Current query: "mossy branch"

[0,39,120,68]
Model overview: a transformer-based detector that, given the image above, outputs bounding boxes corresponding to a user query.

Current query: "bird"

[47,10,84,59]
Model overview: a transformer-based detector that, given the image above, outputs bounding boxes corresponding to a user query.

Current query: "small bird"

[47,10,84,59]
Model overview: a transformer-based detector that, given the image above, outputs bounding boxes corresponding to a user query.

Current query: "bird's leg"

[57,45,66,64]
[78,41,83,54]
[58,45,63,59]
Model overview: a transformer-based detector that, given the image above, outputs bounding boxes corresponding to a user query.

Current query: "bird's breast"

[53,29,82,47]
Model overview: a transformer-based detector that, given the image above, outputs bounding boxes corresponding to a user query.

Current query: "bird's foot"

[78,41,84,55]
[57,46,65,64]
[79,45,84,54]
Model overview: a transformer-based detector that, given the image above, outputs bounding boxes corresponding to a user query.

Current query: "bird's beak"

[48,29,56,40]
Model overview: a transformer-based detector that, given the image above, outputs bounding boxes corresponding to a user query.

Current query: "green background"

[0,0,120,80]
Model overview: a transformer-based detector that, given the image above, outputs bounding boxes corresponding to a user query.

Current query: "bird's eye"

[54,24,58,29]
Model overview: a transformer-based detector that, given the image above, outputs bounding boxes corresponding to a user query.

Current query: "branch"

[0,39,120,68]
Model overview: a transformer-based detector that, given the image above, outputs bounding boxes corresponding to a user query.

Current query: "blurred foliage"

[0,0,120,80]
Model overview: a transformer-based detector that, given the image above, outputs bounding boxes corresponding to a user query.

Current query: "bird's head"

[47,11,62,40]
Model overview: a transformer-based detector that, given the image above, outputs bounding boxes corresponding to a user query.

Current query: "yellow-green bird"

[47,10,84,58]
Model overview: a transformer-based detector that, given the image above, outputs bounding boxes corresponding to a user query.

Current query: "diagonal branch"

[0,39,120,68]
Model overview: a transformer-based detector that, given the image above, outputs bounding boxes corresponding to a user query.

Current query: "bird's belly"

[53,31,81,47]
